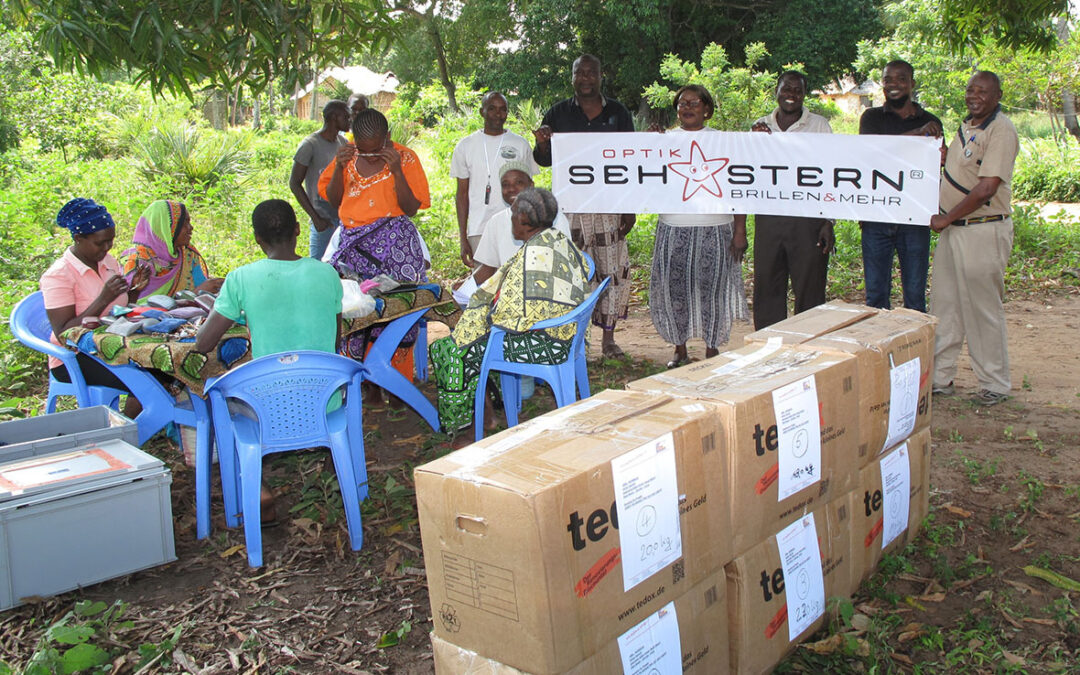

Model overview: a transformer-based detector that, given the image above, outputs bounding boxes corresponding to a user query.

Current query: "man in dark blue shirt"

[858,60,943,311]
[533,54,636,358]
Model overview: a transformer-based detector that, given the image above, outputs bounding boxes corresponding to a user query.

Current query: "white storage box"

[0,438,175,610]
[0,407,137,462]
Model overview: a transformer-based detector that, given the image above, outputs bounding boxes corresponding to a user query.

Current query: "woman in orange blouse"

[318,108,431,386]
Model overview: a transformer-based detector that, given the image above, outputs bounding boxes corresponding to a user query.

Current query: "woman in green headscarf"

[121,200,223,298]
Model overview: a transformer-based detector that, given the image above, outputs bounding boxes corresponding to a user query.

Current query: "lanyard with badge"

[483,133,506,204]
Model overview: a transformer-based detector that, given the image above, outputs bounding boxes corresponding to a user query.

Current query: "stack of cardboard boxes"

[416,301,935,674]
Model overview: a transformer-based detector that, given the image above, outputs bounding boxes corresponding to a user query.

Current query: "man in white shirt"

[452,161,570,305]
[451,92,537,268]
[749,71,834,329]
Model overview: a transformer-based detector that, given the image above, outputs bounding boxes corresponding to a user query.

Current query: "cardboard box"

[850,428,932,587]
[806,309,936,465]
[0,439,175,610]
[725,496,853,675]
[432,567,730,675]
[743,301,880,346]
[626,343,860,557]
[416,390,731,674]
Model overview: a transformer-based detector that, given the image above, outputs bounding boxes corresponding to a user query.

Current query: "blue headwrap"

[57,198,115,237]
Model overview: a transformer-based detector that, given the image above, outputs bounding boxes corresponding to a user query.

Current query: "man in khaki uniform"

[930,71,1019,406]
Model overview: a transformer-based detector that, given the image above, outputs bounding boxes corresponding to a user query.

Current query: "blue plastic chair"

[581,251,596,281]
[365,307,441,431]
[205,351,369,567]
[413,319,428,382]
[473,276,611,441]
[9,292,124,413]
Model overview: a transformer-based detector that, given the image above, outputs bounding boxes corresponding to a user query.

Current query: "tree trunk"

[253,98,262,130]
[1055,16,1079,140]
[425,14,459,113]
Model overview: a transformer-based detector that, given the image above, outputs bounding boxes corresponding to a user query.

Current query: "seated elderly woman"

[430,188,591,436]
[120,200,223,299]
[40,198,151,417]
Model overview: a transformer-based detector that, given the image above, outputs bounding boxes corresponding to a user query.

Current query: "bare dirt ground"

[2,290,1079,673]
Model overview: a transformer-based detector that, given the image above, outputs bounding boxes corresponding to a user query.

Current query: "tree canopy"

[11,0,397,97]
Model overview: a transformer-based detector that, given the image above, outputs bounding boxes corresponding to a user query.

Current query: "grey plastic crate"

[0,438,175,611]
[0,407,137,462]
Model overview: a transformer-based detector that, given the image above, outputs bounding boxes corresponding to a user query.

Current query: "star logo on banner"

[667,140,729,201]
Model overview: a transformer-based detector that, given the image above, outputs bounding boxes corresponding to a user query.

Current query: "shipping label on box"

[432,566,730,675]
[744,301,880,346]
[725,496,853,675]
[806,309,936,466]
[626,344,861,557]
[851,428,931,584]
[416,390,732,674]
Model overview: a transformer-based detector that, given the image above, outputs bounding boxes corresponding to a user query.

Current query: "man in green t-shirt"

[196,199,344,524]
[196,199,343,358]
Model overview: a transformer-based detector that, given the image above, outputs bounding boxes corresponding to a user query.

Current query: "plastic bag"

[341,279,376,319]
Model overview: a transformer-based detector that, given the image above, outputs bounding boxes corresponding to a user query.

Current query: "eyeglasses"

[677,99,704,109]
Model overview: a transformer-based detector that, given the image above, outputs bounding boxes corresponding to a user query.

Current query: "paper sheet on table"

[771,375,822,500]
[617,601,682,675]
[880,442,911,549]
[611,432,682,591]
[884,357,920,451]
[776,514,825,641]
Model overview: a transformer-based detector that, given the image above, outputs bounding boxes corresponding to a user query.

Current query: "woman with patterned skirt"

[319,108,431,384]
[650,85,749,368]
[431,188,590,435]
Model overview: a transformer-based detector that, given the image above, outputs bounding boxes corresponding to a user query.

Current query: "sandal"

[972,389,1009,406]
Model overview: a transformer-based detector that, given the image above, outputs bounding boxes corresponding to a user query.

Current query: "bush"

[1013,139,1080,202]
[130,123,253,191]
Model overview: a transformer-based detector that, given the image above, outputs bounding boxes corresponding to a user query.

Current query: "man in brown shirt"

[930,71,1019,406]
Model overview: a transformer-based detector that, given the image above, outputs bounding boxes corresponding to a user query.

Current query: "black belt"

[951,214,1007,227]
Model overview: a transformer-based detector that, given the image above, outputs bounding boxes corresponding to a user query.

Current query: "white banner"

[551,131,941,225]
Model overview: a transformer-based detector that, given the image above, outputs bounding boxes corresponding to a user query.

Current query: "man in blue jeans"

[859,60,943,311]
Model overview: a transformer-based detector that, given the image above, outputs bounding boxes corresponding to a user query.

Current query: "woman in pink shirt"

[39,198,150,413]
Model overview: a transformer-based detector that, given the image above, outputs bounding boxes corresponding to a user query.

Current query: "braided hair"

[351,108,389,141]
[511,188,558,231]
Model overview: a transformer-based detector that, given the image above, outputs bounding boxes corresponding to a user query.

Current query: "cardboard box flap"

[415,391,676,493]
[628,344,854,403]
[744,301,880,344]
[807,310,937,355]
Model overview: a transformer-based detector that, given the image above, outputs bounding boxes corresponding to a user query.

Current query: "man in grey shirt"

[289,100,350,259]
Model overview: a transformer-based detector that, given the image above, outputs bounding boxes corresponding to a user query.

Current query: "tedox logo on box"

[753,423,779,456]
[759,567,785,602]
[863,487,883,517]
[567,501,619,551]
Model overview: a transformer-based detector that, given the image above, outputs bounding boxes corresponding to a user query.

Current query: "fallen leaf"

[892,653,913,665]
[851,613,871,633]
[1009,534,1033,552]
[944,504,973,518]
[801,634,844,655]
[384,550,402,577]
[1000,609,1023,629]
[1001,650,1026,666]
[975,590,993,602]
[219,544,245,559]
[1002,579,1043,596]
[903,597,926,611]
[1022,617,1057,626]
[968,638,984,650]
[392,434,428,446]
[916,592,946,603]
[898,626,926,643]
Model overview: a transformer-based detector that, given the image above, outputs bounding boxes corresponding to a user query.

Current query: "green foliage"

[743,0,883,87]
[130,123,253,191]
[14,0,397,97]
[642,43,779,131]
[15,600,137,675]
[940,0,1066,53]
[1013,138,1080,202]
